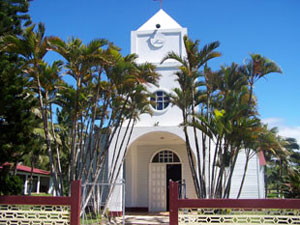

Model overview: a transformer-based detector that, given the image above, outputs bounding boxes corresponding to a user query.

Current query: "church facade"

[107,9,265,213]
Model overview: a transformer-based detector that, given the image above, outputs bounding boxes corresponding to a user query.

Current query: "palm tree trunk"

[35,71,60,195]
[210,137,220,197]
[76,108,91,178]
[70,75,81,185]
[108,117,132,184]
[79,78,102,181]
[208,138,211,197]
[205,89,211,197]
[103,117,135,215]
[236,149,250,198]
[49,101,64,195]
[246,75,254,116]
[223,147,239,198]
[183,119,201,197]
[109,96,130,178]
[192,101,205,197]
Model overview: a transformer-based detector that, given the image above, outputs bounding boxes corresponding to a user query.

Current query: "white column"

[24,175,28,195]
[37,176,40,194]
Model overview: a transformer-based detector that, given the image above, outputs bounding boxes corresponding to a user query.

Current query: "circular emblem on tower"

[150,30,165,48]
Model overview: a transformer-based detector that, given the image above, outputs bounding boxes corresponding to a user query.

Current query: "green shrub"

[0,170,23,195]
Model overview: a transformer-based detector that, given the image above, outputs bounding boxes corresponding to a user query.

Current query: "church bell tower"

[131,9,187,127]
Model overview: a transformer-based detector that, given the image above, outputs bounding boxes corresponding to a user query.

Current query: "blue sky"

[29,0,300,143]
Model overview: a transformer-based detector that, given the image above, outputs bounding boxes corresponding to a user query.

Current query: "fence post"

[169,181,179,225]
[71,180,81,225]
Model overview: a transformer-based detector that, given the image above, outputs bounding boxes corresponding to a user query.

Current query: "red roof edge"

[0,163,51,175]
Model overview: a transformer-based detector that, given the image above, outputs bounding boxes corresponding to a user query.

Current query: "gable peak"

[137,9,182,31]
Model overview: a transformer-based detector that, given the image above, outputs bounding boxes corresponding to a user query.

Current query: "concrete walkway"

[116,212,169,225]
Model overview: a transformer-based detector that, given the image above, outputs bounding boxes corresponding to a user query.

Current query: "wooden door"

[149,163,166,211]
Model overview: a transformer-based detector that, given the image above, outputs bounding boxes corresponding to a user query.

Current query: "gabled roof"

[0,163,51,175]
[17,164,51,175]
[137,9,182,31]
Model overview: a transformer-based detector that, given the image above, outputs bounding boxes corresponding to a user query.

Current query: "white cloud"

[261,117,283,125]
[262,117,300,144]
[279,127,300,142]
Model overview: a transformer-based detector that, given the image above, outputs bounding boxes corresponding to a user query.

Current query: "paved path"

[117,212,170,225]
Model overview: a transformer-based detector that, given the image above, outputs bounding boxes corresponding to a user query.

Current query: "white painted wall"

[230,151,265,198]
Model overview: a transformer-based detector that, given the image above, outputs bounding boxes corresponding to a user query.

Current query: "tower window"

[150,91,170,111]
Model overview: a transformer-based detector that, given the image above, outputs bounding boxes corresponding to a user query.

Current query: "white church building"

[107,9,265,213]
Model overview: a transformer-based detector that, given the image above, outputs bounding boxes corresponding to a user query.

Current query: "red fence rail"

[0,180,81,225]
[169,181,300,225]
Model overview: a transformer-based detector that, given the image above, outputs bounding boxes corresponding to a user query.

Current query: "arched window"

[152,150,180,163]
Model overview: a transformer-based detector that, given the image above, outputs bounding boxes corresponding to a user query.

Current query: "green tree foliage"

[0,65,41,166]
[283,168,300,198]
[265,134,300,198]
[0,0,40,195]
[0,167,23,195]
[0,0,31,35]
[1,23,68,195]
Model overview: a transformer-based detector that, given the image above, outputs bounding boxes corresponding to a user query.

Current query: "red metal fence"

[169,181,300,225]
[0,180,81,225]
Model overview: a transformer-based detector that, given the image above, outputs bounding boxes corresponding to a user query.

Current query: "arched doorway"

[149,150,181,212]
[124,130,196,212]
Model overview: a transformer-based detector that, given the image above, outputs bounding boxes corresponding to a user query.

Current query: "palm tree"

[242,54,282,112]
[1,23,62,195]
[107,53,159,185]
[162,43,282,198]
[161,35,221,198]
[211,64,252,198]
[50,37,160,213]
[192,63,256,198]
[49,37,109,186]
[100,50,159,215]
[36,61,66,193]
[229,54,282,198]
